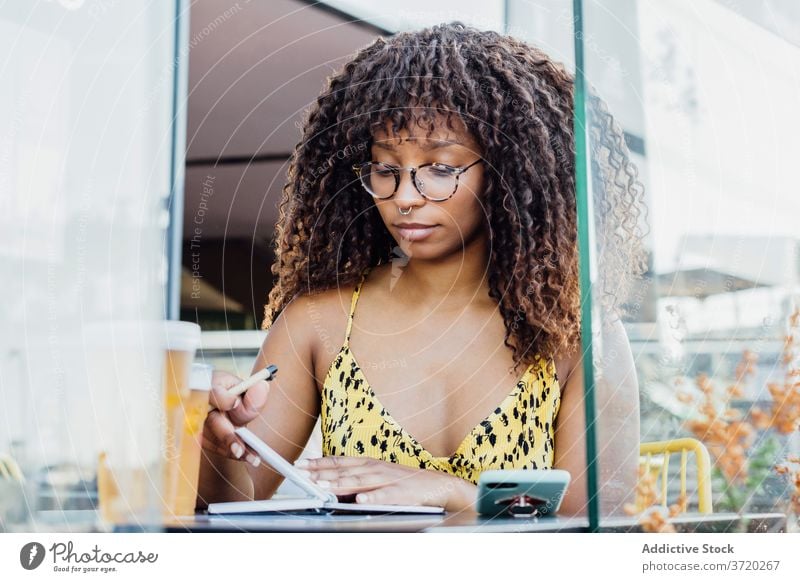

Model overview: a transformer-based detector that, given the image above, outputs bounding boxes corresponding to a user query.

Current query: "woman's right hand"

[202,369,270,468]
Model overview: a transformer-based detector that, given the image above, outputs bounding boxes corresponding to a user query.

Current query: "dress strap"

[343,266,371,347]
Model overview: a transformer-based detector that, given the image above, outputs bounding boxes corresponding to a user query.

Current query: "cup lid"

[82,320,201,351]
[160,320,202,351]
[189,362,214,391]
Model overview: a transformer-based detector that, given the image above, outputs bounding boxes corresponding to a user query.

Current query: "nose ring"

[398,207,412,215]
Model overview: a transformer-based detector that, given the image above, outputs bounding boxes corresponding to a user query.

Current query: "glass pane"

[0,1,176,531]
[577,0,800,530]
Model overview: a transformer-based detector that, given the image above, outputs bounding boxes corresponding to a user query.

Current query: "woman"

[198,22,647,515]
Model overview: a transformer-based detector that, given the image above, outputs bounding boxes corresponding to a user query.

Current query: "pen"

[208,364,278,411]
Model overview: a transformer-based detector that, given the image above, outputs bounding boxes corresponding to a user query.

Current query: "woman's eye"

[429,166,455,176]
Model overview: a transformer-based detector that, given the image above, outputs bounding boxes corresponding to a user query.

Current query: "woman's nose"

[394,168,425,206]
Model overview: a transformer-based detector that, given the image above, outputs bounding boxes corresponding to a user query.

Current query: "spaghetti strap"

[343,266,371,347]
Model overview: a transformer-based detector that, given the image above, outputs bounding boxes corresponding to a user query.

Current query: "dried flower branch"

[774,456,800,516]
[625,463,681,532]
[684,351,757,485]
[753,308,800,434]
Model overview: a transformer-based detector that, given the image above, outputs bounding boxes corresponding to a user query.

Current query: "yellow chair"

[0,453,25,483]
[640,438,712,514]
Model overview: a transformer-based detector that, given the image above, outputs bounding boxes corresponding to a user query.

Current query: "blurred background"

[2,0,800,526]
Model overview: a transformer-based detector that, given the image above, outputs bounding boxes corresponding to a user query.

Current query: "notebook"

[206,427,446,516]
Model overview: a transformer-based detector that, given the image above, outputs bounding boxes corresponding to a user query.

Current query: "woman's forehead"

[371,115,478,150]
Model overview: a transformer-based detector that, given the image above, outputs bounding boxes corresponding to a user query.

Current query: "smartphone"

[476,469,571,517]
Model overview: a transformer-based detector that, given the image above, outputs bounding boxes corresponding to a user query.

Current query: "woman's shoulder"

[284,267,380,356]
[551,316,633,389]
[285,266,376,316]
[283,285,348,330]
[552,352,577,389]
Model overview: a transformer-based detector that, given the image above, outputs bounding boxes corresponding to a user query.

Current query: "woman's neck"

[387,229,492,311]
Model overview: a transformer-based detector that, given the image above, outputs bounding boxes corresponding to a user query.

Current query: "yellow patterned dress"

[320,267,562,485]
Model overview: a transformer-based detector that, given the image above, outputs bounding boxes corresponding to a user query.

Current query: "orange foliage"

[625,464,684,532]
[682,308,800,489]
[683,352,757,484]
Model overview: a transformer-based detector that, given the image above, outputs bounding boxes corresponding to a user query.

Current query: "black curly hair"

[263,21,648,370]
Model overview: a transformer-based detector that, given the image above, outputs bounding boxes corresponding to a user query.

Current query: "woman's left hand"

[293,456,476,512]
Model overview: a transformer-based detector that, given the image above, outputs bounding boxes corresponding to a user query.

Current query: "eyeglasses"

[351,159,482,202]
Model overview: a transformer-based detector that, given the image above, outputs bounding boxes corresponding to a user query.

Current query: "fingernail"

[232,398,241,410]
[231,443,244,459]
[356,493,367,502]
[317,480,331,488]
[246,453,260,467]
[294,459,309,468]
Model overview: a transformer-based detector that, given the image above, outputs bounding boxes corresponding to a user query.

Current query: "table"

[139,511,786,533]
[17,508,787,533]
[154,511,591,533]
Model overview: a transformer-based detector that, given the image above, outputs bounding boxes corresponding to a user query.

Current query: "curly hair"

[263,21,648,370]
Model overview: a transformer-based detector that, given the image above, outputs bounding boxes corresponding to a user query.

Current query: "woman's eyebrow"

[373,139,464,151]
[372,141,397,151]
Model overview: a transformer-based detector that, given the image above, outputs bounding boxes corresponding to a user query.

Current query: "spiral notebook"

[206,427,446,516]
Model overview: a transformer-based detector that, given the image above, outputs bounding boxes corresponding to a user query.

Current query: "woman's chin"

[394,238,439,256]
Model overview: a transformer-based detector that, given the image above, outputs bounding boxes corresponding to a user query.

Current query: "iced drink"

[173,362,213,516]
[160,324,202,519]
[89,320,201,526]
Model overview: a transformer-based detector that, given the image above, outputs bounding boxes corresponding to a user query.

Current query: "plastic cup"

[158,322,202,520]
[86,320,201,528]
[172,362,213,517]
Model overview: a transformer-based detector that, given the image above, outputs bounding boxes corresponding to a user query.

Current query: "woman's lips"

[396,224,438,241]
